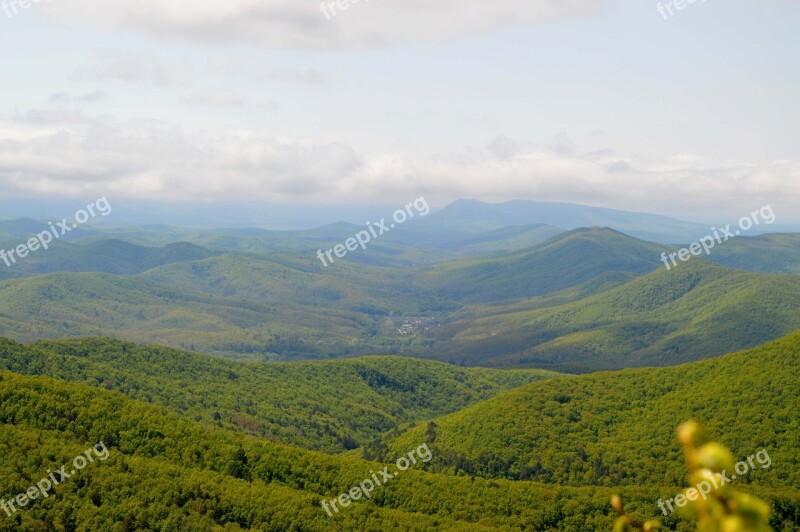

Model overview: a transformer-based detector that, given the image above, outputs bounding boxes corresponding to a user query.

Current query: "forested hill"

[433,259,800,371]
[0,337,555,453]
[378,329,800,489]
[2,228,800,372]
[2,369,798,530]
[410,227,665,304]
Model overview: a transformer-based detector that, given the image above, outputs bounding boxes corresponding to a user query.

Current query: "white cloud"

[0,116,797,221]
[204,56,332,84]
[486,136,521,161]
[49,91,107,104]
[14,108,97,125]
[255,68,333,85]
[42,0,613,50]
[69,50,184,87]
[185,88,280,110]
[0,118,362,200]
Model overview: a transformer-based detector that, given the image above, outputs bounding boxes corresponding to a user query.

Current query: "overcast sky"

[1,0,798,222]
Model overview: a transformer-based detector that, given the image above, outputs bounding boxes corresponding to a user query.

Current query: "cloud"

[548,132,578,156]
[13,108,98,125]
[486,136,521,161]
[69,50,183,87]
[204,56,332,84]
[0,116,797,221]
[0,118,361,200]
[42,0,613,50]
[49,91,107,104]
[185,88,280,110]
[256,68,332,85]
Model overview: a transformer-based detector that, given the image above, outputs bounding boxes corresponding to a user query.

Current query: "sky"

[0,0,798,223]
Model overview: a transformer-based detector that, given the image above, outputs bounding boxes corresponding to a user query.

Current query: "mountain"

[0,230,672,361]
[0,198,415,230]
[79,222,562,268]
[378,329,800,490]
[0,337,556,453]
[2,227,800,371]
[411,227,665,304]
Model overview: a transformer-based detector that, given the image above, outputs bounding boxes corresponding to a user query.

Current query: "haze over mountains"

[4,198,796,244]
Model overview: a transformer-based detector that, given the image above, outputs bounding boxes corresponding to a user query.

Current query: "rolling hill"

[411,227,666,304]
[0,248,436,360]
[431,259,800,371]
[435,223,564,256]
[1,225,800,372]
[706,233,800,274]
[378,329,800,491]
[0,337,798,530]
[7,239,219,275]
[0,337,556,453]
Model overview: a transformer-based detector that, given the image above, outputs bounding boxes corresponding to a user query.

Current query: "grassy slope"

[380,330,800,492]
[0,337,556,453]
[434,259,800,371]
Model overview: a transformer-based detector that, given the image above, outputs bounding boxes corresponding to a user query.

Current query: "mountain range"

[1,198,800,529]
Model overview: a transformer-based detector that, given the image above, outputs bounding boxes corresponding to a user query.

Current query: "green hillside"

[433,259,800,371]
[412,228,665,304]
[14,239,219,275]
[0,267,427,360]
[1,368,798,531]
[379,330,800,491]
[0,337,556,453]
[435,224,564,256]
[706,233,800,274]
[140,251,418,310]
[2,227,800,373]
